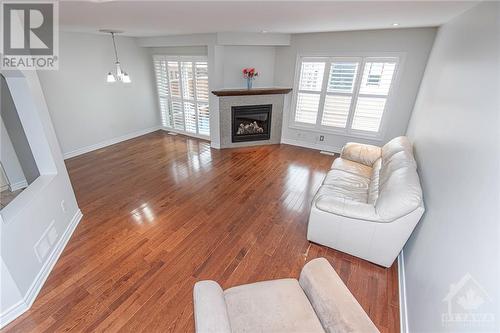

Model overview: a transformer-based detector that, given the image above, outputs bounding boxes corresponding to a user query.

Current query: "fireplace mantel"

[212,87,292,97]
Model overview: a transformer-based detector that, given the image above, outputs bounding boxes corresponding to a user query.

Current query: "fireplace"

[231,104,272,143]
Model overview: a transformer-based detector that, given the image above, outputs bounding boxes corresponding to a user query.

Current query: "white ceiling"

[59,1,479,37]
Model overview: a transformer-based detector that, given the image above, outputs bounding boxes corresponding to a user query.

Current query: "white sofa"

[307,136,424,267]
[193,258,379,333]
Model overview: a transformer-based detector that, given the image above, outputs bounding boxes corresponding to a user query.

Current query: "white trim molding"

[281,137,342,154]
[0,209,83,329]
[63,126,161,160]
[398,250,409,333]
[9,179,28,192]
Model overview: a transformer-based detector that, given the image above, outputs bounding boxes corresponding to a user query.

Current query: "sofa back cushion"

[376,167,423,220]
[381,136,413,161]
[375,136,422,220]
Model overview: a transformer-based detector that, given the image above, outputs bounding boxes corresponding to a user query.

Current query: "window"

[153,56,210,138]
[291,56,398,136]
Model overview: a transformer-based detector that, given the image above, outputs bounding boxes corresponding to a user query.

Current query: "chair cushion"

[224,279,325,333]
[331,158,372,178]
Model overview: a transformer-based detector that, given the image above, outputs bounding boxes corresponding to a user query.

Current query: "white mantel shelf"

[211,87,292,97]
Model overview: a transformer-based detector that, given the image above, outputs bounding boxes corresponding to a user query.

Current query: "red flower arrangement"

[242,68,259,79]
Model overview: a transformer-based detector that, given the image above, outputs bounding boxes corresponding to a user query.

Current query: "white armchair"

[193,258,379,333]
[307,137,424,267]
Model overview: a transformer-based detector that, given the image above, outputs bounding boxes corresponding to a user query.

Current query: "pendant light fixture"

[101,29,131,83]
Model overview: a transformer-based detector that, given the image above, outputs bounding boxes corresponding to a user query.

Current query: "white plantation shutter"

[321,61,359,128]
[292,56,398,136]
[195,62,209,101]
[351,97,386,132]
[171,100,184,130]
[321,95,352,128]
[352,60,396,132]
[153,58,172,127]
[197,102,210,136]
[294,61,325,124]
[327,62,358,93]
[296,93,321,124]
[153,56,210,138]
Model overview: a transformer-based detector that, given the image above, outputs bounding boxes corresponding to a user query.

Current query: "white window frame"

[153,55,210,140]
[289,54,401,140]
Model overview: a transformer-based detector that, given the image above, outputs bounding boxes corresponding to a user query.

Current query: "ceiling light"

[106,72,116,83]
[392,23,400,27]
[101,29,131,83]
[122,72,131,83]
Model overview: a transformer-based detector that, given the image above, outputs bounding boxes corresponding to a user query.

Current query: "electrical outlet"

[319,135,325,142]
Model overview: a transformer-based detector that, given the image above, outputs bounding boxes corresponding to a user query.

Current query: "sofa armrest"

[193,281,232,333]
[315,195,386,222]
[341,142,381,166]
[299,258,379,333]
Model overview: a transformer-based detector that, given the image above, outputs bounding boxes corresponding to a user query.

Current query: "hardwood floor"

[4,131,399,333]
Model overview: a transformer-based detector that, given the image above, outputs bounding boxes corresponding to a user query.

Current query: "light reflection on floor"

[130,203,156,225]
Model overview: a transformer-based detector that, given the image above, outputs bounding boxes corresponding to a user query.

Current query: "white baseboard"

[398,250,409,333]
[63,126,161,159]
[9,179,28,192]
[0,209,83,329]
[281,137,342,154]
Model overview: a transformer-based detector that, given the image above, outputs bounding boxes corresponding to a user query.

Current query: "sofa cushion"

[380,150,417,185]
[224,279,325,333]
[367,158,382,205]
[340,142,381,166]
[316,183,368,204]
[323,169,370,191]
[376,167,423,220]
[381,136,413,161]
[331,158,372,179]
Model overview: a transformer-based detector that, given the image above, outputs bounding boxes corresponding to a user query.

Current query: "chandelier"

[101,30,131,83]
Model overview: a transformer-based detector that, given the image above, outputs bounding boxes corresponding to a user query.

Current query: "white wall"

[0,68,81,327]
[404,2,499,332]
[37,32,159,158]
[221,46,277,89]
[274,28,437,152]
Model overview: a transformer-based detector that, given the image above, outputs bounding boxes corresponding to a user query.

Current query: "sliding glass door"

[153,56,210,139]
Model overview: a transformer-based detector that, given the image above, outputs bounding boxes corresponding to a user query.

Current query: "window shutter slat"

[327,62,358,93]
[154,59,172,128]
[351,97,386,132]
[359,62,396,96]
[197,102,210,136]
[184,101,196,133]
[195,62,209,102]
[295,93,320,124]
[181,62,195,100]
[321,95,352,128]
[168,61,181,98]
[298,62,325,91]
[171,100,184,130]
